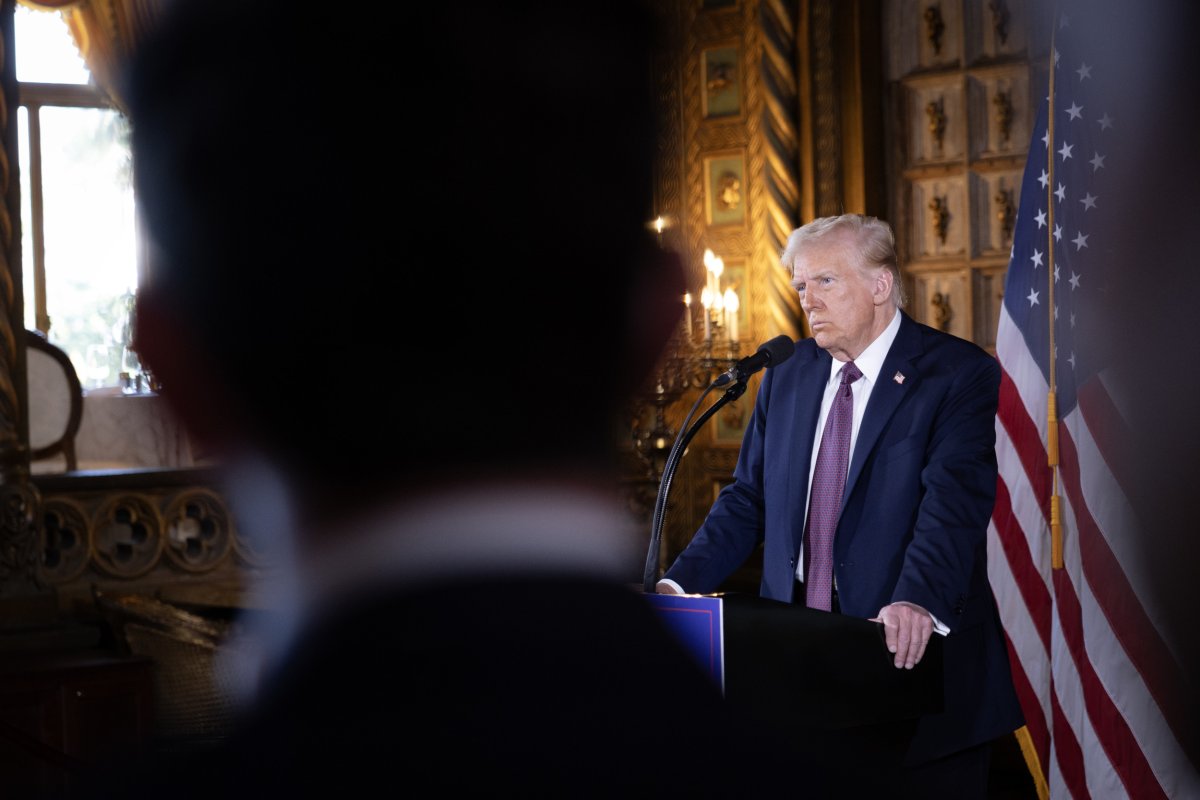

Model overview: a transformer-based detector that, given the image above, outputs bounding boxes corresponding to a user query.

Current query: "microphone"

[714,334,795,386]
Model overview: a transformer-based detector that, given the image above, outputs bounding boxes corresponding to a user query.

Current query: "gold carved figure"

[717,172,742,211]
[929,195,950,245]
[707,60,735,95]
[993,89,1014,145]
[931,292,953,332]
[924,4,945,55]
[995,188,1016,243]
[926,97,947,152]
[989,0,1011,46]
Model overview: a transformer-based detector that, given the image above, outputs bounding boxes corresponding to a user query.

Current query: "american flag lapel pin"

[893,371,905,385]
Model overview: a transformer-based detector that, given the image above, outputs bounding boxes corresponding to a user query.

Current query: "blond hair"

[780,214,907,308]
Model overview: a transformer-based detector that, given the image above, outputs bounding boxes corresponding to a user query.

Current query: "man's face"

[790,235,889,362]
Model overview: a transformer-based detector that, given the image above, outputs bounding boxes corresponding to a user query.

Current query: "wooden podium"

[644,591,943,730]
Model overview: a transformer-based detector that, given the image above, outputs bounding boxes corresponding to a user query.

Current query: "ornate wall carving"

[761,0,805,340]
[809,0,842,217]
[35,474,261,607]
[0,0,44,600]
[884,0,1049,350]
[645,0,809,570]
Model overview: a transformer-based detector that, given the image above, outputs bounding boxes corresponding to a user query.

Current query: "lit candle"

[651,216,667,251]
[712,291,724,341]
[701,287,713,340]
[683,292,693,336]
[724,288,740,343]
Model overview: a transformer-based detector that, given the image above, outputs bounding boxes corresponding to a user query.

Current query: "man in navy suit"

[659,214,1023,798]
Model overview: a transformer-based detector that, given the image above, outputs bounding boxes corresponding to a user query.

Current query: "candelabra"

[631,233,742,480]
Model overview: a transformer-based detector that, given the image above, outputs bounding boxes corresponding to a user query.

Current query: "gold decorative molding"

[700,446,740,473]
[651,0,685,262]
[41,495,90,583]
[92,493,165,579]
[809,0,841,218]
[162,488,234,572]
[643,0,806,562]
[682,0,801,351]
[0,4,20,482]
[0,2,43,600]
[22,0,168,114]
[0,260,18,474]
[0,482,43,595]
[761,0,803,340]
[669,0,803,354]
[32,479,258,585]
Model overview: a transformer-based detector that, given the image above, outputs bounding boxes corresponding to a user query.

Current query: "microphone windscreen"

[758,334,796,366]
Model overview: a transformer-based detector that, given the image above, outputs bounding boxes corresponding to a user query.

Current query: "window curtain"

[17,0,166,115]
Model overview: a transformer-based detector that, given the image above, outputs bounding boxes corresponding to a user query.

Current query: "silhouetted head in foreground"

[127,0,683,531]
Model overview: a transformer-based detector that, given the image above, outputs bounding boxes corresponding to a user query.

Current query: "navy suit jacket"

[663,311,1024,764]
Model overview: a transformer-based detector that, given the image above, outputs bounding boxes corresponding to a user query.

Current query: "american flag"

[988,7,1200,799]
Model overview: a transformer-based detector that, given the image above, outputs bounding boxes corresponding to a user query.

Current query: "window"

[15,5,142,390]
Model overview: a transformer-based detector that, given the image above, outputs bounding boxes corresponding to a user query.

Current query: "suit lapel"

[842,312,923,514]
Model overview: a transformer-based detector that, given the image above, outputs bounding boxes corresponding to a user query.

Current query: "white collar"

[219,455,644,708]
[826,307,901,386]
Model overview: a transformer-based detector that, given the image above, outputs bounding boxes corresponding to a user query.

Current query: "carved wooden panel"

[885,0,964,79]
[970,168,1023,256]
[911,268,970,341]
[903,75,967,166]
[972,265,1006,350]
[968,65,1030,160]
[886,0,1048,353]
[909,175,968,259]
[964,0,1028,62]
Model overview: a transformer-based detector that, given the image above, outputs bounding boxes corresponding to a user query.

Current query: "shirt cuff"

[656,578,685,594]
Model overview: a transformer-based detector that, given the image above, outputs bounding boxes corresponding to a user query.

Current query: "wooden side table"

[0,648,154,799]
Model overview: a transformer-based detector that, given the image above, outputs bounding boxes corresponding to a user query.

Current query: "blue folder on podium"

[644,591,943,730]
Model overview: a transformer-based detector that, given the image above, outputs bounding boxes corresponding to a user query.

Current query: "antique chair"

[25,329,84,472]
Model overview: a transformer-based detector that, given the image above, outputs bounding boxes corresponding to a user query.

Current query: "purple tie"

[804,360,862,611]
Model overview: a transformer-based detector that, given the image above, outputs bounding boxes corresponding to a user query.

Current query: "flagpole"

[1010,19,1065,800]
[1044,17,1064,571]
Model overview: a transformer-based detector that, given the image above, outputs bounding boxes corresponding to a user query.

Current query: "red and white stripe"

[988,303,1200,798]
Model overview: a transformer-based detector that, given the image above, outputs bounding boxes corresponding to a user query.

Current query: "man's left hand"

[871,601,933,669]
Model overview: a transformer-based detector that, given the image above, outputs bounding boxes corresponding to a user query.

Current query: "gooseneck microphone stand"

[641,376,750,593]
